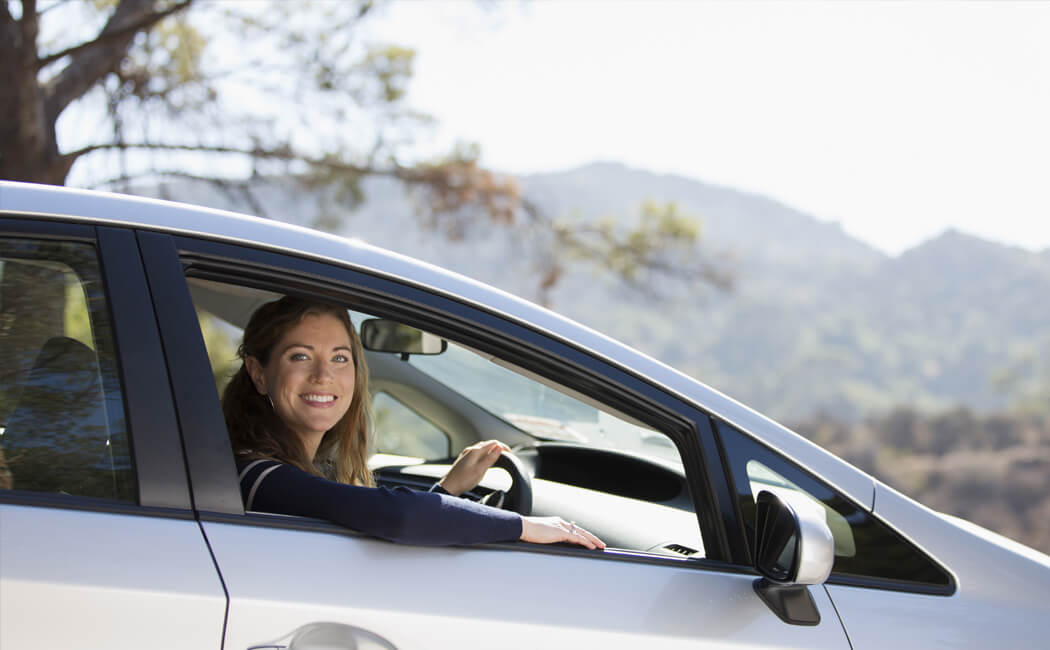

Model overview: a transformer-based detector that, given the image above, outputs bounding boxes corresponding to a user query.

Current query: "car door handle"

[247,622,397,650]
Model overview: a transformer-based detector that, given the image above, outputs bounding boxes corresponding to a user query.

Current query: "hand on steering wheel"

[437,440,533,515]
[437,440,508,496]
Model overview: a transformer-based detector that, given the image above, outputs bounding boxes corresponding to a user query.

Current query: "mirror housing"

[360,319,447,356]
[752,489,835,626]
[754,488,834,585]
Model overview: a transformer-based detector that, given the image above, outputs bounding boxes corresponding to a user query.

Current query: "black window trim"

[144,231,740,564]
[711,417,957,596]
[98,227,194,511]
[0,217,193,515]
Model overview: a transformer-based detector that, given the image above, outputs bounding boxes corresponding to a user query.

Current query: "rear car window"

[0,239,135,502]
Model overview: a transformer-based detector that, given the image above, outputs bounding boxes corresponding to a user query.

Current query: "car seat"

[0,336,131,499]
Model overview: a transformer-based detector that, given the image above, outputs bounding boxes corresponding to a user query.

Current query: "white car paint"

[0,504,226,649]
[825,481,1050,648]
[204,520,849,650]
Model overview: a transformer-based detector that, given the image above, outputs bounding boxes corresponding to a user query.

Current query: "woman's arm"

[240,459,522,545]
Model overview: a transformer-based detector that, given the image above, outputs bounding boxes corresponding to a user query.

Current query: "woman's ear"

[245,356,267,395]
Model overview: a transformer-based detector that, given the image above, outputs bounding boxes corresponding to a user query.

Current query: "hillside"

[146,163,1050,422]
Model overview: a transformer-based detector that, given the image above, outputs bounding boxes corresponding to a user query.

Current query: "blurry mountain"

[145,162,1050,422]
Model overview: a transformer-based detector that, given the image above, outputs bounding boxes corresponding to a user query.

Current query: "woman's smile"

[302,393,337,406]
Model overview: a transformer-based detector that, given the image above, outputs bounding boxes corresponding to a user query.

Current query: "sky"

[366,1,1050,256]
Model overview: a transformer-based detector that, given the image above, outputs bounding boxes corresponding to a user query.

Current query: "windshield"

[407,342,681,463]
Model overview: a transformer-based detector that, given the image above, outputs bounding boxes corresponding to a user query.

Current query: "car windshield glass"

[406,342,680,463]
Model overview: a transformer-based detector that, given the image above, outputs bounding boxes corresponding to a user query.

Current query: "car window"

[718,420,951,591]
[408,344,682,464]
[373,392,450,459]
[187,277,704,558]
[0,238,135,502]
[364,325,704,558]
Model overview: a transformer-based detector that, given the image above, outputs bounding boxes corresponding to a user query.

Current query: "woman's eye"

[333,354,350,363]
[290,352,309,361]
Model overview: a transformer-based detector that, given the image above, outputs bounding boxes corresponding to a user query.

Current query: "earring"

[266,395,275,411]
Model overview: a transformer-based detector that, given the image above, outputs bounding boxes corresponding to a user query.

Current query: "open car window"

[188,277,704,559]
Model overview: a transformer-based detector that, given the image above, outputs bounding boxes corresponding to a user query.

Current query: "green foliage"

[535,199,728,306]
[196,310,239,394]
[355,45,416,103]
[63,275,93,349]
[990,338,1050,415]
[586,201,699,282]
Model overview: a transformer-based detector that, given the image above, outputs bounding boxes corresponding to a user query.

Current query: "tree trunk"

[0,0,68,185]
[0,0,183,186]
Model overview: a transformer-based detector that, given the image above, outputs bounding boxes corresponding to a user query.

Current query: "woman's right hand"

[520,516,605,550]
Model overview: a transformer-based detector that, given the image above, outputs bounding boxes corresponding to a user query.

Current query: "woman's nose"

[311,360,334,381]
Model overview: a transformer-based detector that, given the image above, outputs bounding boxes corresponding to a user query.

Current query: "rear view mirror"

[359,319,447,356]
[751,489,834,626]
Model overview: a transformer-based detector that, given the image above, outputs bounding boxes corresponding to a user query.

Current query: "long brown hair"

[222,296,374,486]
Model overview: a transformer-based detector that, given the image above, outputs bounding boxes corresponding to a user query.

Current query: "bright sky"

[368,1,1050,256]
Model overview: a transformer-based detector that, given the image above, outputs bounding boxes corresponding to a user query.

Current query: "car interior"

[187,277,707,558]
[0,246,135,502]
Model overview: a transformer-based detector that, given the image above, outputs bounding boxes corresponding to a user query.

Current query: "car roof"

[0,180,874,506]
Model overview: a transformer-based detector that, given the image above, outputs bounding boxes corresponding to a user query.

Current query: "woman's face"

[246,312,356,450]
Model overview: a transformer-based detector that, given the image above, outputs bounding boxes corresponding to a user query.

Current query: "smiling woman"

[225,298,370,486]
[219,295,604,549]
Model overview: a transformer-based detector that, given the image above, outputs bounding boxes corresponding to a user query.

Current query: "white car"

[0,180,1047,649]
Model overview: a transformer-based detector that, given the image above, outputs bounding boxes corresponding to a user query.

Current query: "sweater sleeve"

[237,458,522,546]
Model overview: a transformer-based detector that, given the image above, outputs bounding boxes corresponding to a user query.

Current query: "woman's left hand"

[437,440,510,496]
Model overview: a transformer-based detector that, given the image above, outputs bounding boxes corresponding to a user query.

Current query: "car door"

[139,230,851,650]
[0,221,226,649]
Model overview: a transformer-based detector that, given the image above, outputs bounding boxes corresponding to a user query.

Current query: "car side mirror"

[751,489,835,626]
[360,319,447,357]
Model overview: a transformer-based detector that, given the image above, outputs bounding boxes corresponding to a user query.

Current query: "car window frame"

[139,229,751,569]
[0,217,193,516]
[712,417,956,595]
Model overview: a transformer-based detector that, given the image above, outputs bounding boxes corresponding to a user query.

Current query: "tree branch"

[43,0,194,120]
[91,170,267,215]
[520,197,734,299]
[20,0,38,56]
[37,0,191,69]
[37,0,77,16]
[67,140,376,176]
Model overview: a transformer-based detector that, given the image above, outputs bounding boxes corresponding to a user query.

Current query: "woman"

[223,296,604,549]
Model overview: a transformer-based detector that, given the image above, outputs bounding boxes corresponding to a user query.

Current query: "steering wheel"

[479,451,533,516]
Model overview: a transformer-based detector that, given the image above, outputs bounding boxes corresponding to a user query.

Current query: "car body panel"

[203,519,849,650]
[0,504,226,649]
[823,480,1050,647]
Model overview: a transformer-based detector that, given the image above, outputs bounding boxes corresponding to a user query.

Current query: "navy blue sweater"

[236,458,523,545]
